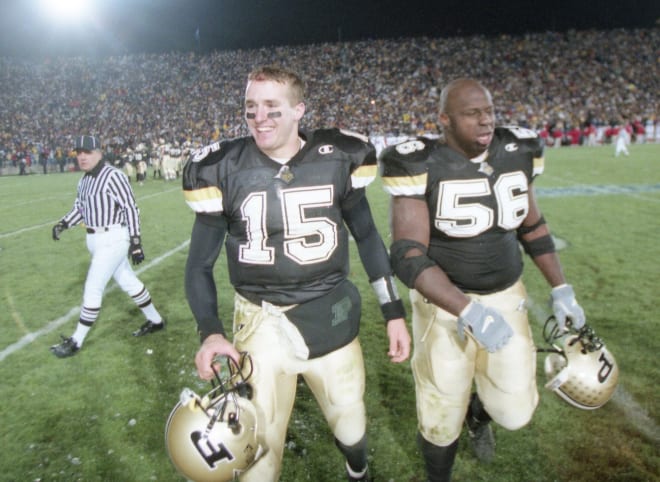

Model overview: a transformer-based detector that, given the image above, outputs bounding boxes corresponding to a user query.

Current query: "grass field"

[0,144,658,482]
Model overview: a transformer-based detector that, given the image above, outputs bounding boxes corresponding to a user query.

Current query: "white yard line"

[0,221,53,239]
[528,297,660,444]
[0,239,189,362]
[0,186,181,239]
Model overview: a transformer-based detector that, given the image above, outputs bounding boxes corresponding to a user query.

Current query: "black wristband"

[198,327,227,343]
[380,299,406,322]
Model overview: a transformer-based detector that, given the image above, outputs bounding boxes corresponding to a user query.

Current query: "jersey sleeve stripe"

[184,186,224,213]
[381,173,427,196]
[533,155,545,176]
[351,163,377,188]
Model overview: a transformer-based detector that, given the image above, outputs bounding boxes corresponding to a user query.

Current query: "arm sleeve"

[110,171,141,237]
[61,198,83,228]
[108,171,140,237]
[343,191,405,321]
[61,185,84,227]
[184,213,228,341]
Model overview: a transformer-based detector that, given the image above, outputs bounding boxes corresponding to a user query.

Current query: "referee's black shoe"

[133,319,165,337]
[51,335,80,358]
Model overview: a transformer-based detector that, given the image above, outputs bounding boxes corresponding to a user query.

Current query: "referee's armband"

[390,238,437,289]
[371,275,406,321]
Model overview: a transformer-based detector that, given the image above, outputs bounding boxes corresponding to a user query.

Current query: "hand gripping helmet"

[165,353,262,482]
[541,316,619,410]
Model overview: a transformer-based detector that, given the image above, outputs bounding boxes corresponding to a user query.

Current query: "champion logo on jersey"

[505,143,518,152]
[319,145,334,155]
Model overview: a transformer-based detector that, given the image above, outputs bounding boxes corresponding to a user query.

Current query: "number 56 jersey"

[380,126,545,294]
[183,128,377,306]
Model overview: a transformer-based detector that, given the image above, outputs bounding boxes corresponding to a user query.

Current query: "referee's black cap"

[75,135,101,151]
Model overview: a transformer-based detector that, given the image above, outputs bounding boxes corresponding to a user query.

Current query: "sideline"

[0,239,190,362]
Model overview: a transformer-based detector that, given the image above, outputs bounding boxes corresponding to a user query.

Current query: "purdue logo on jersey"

[274,165,295,183]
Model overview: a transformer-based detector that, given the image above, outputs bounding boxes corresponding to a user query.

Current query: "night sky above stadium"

[1,0,658,57]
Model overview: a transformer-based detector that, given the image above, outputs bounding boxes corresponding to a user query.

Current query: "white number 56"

[435,172,528,237]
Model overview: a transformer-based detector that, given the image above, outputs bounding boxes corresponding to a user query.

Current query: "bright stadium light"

[38,0,92,24]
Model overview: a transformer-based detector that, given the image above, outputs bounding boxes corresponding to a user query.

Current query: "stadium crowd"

[0,27,657,174]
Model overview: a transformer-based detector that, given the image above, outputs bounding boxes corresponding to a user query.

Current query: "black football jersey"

[380,126,545,294]
[183,128,378,305]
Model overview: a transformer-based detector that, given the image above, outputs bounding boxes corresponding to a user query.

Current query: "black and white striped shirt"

[62,161,141,237]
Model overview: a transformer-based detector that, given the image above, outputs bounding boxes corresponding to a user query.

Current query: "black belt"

[86,226,120,234]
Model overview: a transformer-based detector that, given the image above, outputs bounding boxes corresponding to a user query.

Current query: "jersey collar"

[85,159,106,177]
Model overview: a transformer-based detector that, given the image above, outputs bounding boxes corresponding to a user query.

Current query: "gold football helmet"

[541,316,619,410]
[165,353,262,481]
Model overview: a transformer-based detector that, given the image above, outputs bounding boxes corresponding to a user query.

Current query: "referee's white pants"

[83,226,144,308]
[231,293,366,482]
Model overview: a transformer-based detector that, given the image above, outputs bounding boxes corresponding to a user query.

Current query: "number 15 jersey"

[183,128,377,306]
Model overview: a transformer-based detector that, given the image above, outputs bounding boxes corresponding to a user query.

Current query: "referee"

[50,135,165,358]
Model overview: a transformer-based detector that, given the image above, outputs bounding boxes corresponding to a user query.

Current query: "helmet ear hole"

[228,412,240,432]
[544,352,567,379]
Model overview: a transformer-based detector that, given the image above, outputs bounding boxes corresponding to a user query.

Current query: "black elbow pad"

[390,239,437,288]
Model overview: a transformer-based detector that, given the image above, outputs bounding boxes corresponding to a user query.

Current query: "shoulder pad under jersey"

[309,128,377,189]
[311,128,371,152]
[495,126,545,176]
[182,138,244,214]
[379,137,433,197]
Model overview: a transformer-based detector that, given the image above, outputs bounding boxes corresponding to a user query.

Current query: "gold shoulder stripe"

[351,164,377,188]
[382,173,427,196]
[533,155,545,176]
[183,186,223,213]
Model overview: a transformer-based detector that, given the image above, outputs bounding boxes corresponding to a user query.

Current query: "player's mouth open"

[477,132,493,144]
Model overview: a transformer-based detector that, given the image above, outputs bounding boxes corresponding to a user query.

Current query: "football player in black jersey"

[183,66,410,482]
[380,79,585,481]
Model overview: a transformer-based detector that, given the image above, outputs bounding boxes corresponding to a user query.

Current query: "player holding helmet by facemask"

[183,66,410,482]
[380,78,586,481]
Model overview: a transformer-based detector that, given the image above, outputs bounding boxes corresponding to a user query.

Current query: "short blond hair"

[247,66,305,104]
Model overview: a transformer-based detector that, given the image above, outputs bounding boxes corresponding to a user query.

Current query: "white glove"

[457,301,513,353]
[550,284,585,330]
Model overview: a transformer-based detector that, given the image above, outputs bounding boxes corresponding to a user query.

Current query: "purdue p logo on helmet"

[165,353,263,481]
[541,317,619,410]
